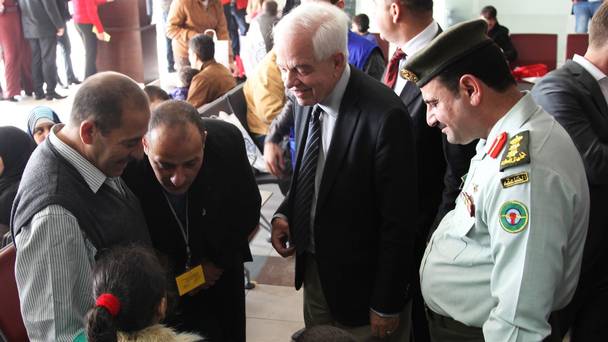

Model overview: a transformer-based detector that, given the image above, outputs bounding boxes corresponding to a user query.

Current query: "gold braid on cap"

[400,68,419,83]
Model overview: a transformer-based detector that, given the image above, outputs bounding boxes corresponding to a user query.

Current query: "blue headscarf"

[27,106,61,138]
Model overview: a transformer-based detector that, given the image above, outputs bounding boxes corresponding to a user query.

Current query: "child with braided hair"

[77,245,204,342]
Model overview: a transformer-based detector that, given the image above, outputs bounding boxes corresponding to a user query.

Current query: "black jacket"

[488,23,518,63]
[18,0,64,38]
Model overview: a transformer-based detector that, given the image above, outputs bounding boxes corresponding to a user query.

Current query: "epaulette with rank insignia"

[499,131,530,171]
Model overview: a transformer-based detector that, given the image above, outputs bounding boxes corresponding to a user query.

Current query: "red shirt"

[72,0,106,33]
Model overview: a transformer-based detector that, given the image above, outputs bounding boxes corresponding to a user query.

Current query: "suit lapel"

[568,61,608,119]
[316,72,362,211]
[399,81,421,107]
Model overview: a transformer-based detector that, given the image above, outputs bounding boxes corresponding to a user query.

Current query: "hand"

[96,32,105,41]
[57,28,65,36]
[264,142,285,177]
[271,218,295,257]
[201,260,223,289]
[370,310,400,339]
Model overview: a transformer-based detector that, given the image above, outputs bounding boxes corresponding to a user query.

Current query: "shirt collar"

[318,64,351,119]
[482,92,538,156]
[401,21,439,58]
[49,124,108,193]
[573,54,607,82]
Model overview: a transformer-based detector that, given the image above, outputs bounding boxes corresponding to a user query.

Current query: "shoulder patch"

[500,131,530,171]
[501,171,530,188]
[499,201,529,233]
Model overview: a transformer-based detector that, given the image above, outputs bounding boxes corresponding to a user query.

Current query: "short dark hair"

[149,100,206,137]
[437,43,516,95]
[189,34,215,62]
[85,246,166,341]
[143,85,170,103]
[295,325,356,342]
[393,0,433,13]
[352,14,370,33]
[178,67,199,87]
[480,5,497,20]
[589,2,608,49]
[263,0,278,16]
[71,72,149,135]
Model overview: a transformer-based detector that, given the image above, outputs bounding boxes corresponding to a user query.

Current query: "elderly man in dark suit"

[270,2,417,341]
[532,3,608,341]
[19,0,66,99]
[122,101,261,342]
[374,1,475,340]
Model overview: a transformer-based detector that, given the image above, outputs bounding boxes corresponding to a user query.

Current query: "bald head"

[71,72,149,135]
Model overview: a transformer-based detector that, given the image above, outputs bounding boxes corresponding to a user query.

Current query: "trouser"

[303,254,412,341]
[57,27,77,82]
[223,4,248,56]
[75,23,98,78]
[29,36,57,95]
[0,11,33,97]
[162,10,175,70]
[573,1,603,33]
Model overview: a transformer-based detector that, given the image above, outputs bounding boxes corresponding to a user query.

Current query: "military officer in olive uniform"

[405,20,591,341]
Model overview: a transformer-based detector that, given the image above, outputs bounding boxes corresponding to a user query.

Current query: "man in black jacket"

[19,0,66,99]
[123,100,260,342]
[480,5,518,63]
[531,3,608,340]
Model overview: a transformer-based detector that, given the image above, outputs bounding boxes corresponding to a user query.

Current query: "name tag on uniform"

[176,265,206,296]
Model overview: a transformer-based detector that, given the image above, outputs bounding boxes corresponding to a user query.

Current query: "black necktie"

[292,107,322,253]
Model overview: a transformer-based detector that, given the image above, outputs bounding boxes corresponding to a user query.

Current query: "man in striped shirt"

[11,72,152,342]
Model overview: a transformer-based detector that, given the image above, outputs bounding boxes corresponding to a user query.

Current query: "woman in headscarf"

[27,106,61,145]
[0,126,36,246]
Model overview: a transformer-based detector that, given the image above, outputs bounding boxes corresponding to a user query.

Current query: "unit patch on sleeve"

[501,171,530,188]
[499,201,529,233]
[500,131,530,171]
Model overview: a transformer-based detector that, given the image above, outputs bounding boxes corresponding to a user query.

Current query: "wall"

[358,0,577,66]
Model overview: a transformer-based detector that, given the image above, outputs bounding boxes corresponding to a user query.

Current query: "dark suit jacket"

[533,61,608,282]
[122,119,261,336]
[277,67,418,326]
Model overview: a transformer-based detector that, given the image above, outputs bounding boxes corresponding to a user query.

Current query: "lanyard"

[162,191,192,268]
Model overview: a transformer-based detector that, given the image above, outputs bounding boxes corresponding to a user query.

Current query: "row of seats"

[509,33,589,71]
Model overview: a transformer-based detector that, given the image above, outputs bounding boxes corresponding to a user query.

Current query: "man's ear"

[142,135,150,155]
[390,2,401,24]
[332,52,346,73]
[459,74,482,106]
[80,120,97,145]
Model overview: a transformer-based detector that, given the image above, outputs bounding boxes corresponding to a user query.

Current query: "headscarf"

[27,106,61,138]
[0,127,36,225]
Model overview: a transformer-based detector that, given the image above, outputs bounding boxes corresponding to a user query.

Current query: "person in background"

[56,0,81,88]
[27,106,62,144]
[11,72,152,341]
[531,3,608,340]
[73,0,112,78]
[222,0,248,78]
[123,100,260,341]
[19,0,66,100]
[171,66,199,100]
[480,5,518,63]
[78,245,203,342]
[0,127,36,247]
[572,0,605,33]
[251,0,278,53]
[160,0,176,72]
[0,0,34,101]
[351,14,377,44]
[166,0,230,68]
[144,85,171,110]
[187,34,235,108]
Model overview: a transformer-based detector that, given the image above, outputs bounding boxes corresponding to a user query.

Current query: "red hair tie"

[95,293,121,317]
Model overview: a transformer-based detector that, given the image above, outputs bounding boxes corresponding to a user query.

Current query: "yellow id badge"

[175,265,206,296]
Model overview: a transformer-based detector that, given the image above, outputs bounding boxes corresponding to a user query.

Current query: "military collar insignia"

[500,131,530,171]
[488,132,508,159]
[400,68,419,83]
[499,200,529,233]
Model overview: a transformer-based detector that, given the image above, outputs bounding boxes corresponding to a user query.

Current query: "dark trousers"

[29,36,57,95]
[162,10,175,70]
[554,269,608,341]
[57,28,77,82]
[426,309,484,342]
[223,4,248,56]
[167,262,246,342]
[75,23,98,78]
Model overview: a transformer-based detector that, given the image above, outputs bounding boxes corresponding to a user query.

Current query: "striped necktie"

[291,106,323,253]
